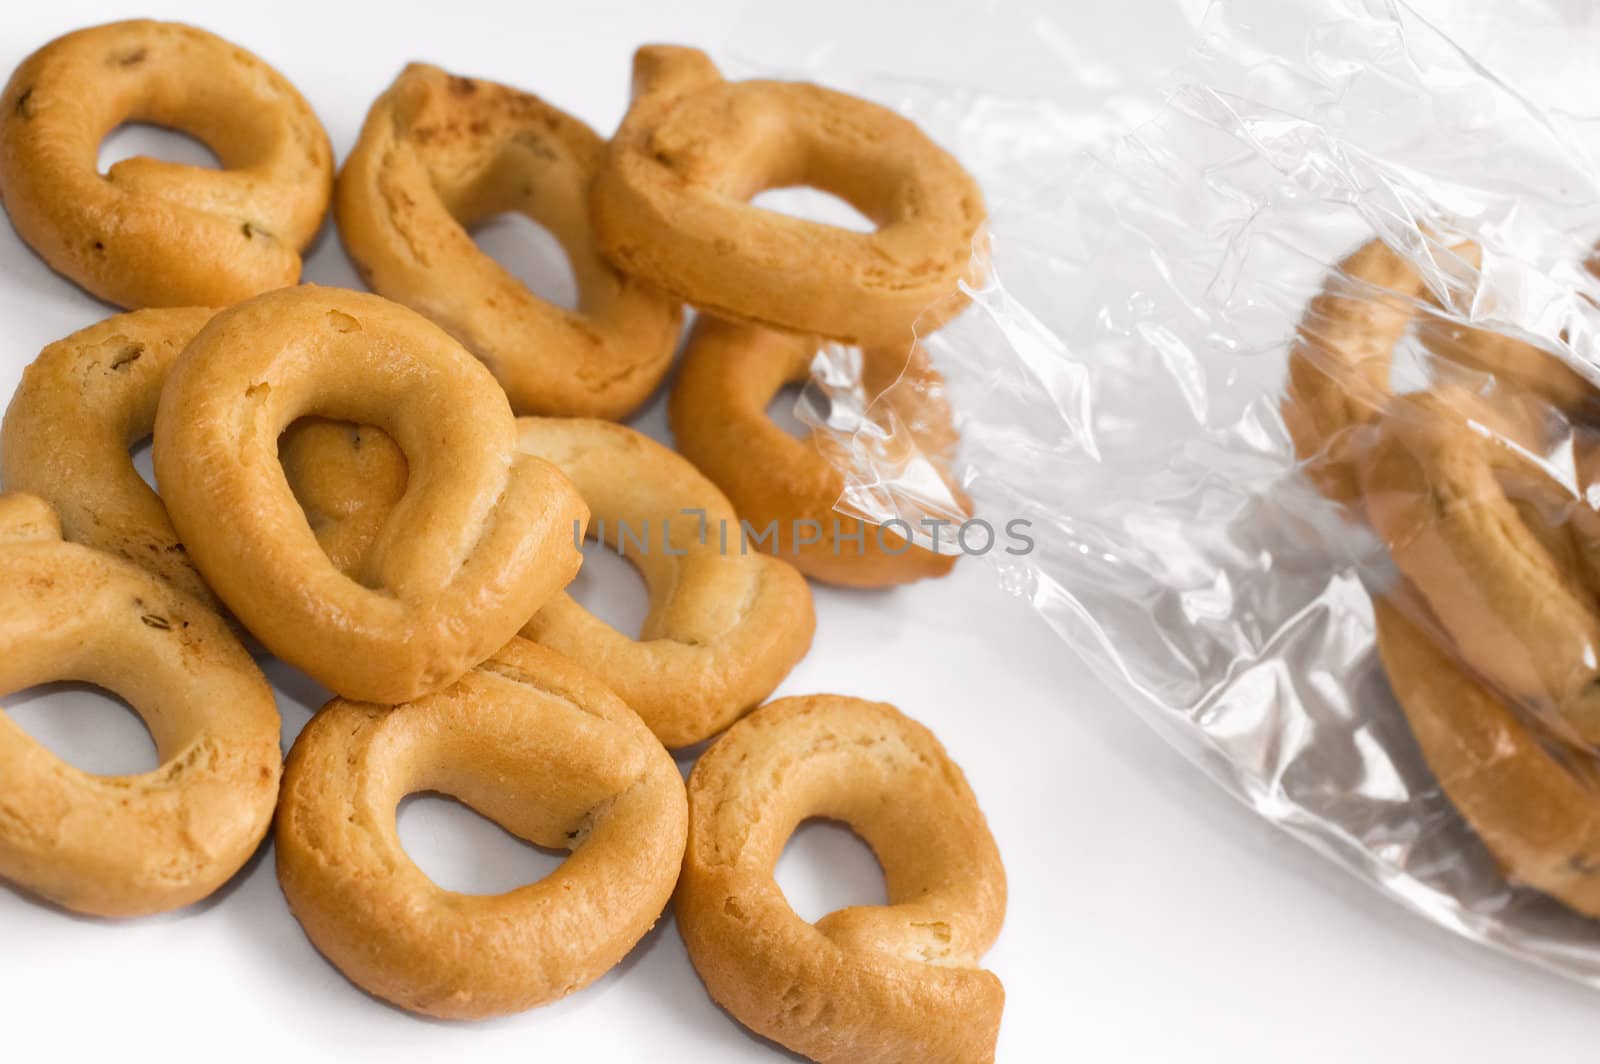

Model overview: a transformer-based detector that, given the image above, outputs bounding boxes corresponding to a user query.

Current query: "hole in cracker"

[775,818,888,923]
[3,682,159,775]
[765,382,813,441]
[397,792,565,895]
[565,537,650,640]
[752,187,875,233]
[129,437,157,491]
[471,212,580,311]
[99,123,220,174]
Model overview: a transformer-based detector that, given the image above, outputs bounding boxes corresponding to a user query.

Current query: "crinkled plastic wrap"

[794,0,1600,984]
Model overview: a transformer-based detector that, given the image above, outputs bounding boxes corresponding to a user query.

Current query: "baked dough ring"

[592,46,985,347]
[1284,238,1593,502]
[515,417,814,747]
[1375,596,1600,917]
[276,638,687,1020]
[677,694,1006,1064]
[0,20,332,308]
[669,316,958,586]
[0,307,407,613]
[0,493,280,917]
[297,415,816,744]
[152,286,587,704]
[1360,389,1600,746]
[337,63,681,419]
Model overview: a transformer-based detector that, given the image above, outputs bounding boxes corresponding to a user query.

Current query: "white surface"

[4,2,1600,1063]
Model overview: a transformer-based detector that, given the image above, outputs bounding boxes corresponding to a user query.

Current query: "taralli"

[1284,237,1593,503]
[337,63,681,419]
[515,417,815,747]
[1283,239,1436,502]
[276,638,687,1020]
[670,315,960,587]
[1,307,406,612]
[0,493,280,917]
[1360,389,1600,746]
[152,285,587,704]
[1418,318,1599,422]
[592,46,985,347]
[0,20,332,308]
[1375,596,1600,917]
[677,694,1006,1064]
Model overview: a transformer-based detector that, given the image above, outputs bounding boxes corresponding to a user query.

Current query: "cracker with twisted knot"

[291,414,818,747]
[515,417,815,748]
[337,63,681,419]
[0,20,332,308]
[0,493,280,917]
[1,307,407,614]
[1288,239,1600,906]
[1360,386,1600,747]
[669,316,962,587]
[677,694,1006,1064]
[152,286,586,704]
[1284,237,1595,503]
[593,46,985,348]
[1376,595,1600,916]
[276,638,686,1020]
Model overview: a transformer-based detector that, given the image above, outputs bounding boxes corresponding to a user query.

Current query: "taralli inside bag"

[794,0,1600,988]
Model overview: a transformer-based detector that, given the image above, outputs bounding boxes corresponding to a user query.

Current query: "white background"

[5,1,1600,1062]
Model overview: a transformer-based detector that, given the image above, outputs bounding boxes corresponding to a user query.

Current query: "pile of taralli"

[0,19,1005,1064]
[1287,238,1600,920]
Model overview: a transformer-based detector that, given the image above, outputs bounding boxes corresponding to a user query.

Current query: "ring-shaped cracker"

[337,63,681,419]
[1376,596,1600,917]
[275,638,687,1020]
[0,20,332,308]
[1,307,407,613]
[1360,389,1600,746]
[0,493,280,917]
[592,46,985,347]
[1285,237,1595,502]
[677,694,1006,1064]
[669,316,958,586]
[515,417,814,747]
[152,286,586,704]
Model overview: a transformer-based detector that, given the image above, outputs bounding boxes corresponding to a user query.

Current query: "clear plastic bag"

[790,0,1600,984]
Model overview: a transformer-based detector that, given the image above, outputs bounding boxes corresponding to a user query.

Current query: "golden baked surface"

[0,493,281,917]
[337,62,680,419]
[593,46,985,347]
[1,307,405,614]
[677,694,1006,1064]
[670,315,960,587]
[0,19,332,308]
[516,416,816,747]
[276,638,688,1020]
[151,285,587,703]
